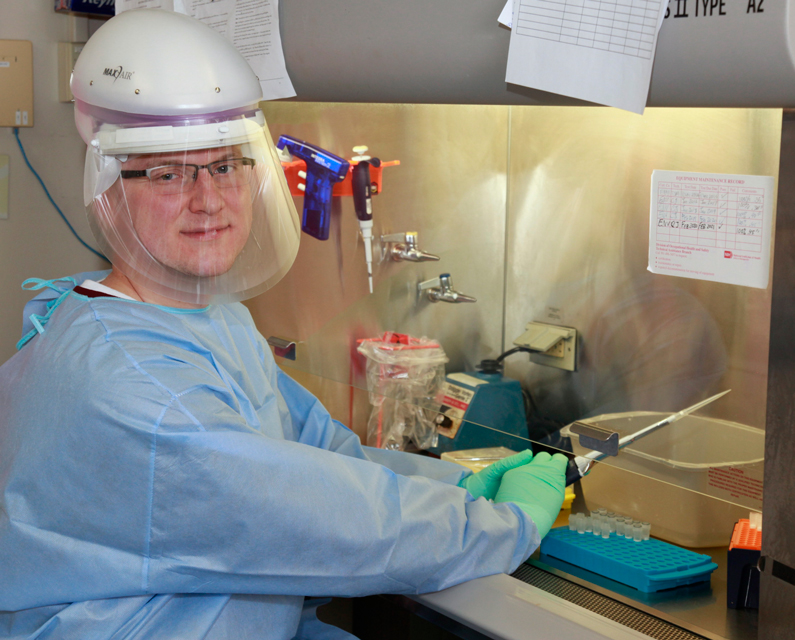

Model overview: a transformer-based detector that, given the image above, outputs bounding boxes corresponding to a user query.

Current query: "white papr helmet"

[71,8,300,305]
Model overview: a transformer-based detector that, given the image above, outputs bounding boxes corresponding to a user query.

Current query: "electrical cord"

[495,345,533,364]
[12,127,107,262]
[521,387,538,416]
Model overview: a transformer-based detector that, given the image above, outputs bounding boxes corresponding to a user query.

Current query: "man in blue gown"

[0,9,567,640]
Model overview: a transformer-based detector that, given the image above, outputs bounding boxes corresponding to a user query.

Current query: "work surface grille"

[511,563,709,640]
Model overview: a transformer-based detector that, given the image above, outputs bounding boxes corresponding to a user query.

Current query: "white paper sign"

[505,0,667,113]
[184,0,235,35]
[648,170,775,289]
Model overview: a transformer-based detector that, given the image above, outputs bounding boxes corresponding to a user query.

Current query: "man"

[100,147,257,303]
[0,9,567,640]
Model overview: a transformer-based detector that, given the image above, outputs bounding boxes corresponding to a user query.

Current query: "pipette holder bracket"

[569,421,620,457]
[267,336,297,361]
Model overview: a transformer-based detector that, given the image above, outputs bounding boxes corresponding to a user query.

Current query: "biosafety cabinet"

[250,103,789,640]
[243,3,795,639]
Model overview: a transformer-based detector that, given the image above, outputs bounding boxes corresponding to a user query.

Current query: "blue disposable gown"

[0,273,539,640]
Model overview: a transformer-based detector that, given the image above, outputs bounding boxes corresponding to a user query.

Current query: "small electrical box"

[0,40,33,128]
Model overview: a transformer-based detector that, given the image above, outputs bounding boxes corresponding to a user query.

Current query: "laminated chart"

[648,171,775,289]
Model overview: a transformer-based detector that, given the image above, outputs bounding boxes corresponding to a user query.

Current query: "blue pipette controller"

[276,135,350,240]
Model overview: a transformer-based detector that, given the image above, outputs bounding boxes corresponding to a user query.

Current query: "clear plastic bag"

[356,332,448,450]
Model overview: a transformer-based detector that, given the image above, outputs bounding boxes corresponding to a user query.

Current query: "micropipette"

[351,146,380,294]
[564,389,731,486]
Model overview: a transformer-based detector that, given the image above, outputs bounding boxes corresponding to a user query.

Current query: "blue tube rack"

[540,527,718,593]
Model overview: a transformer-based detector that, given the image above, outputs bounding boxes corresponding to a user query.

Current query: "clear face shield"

[80,103,300,305]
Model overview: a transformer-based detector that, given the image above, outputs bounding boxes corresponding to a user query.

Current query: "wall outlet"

[513,321,578,372]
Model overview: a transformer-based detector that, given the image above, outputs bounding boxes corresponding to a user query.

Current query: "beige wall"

[0,3,107,365]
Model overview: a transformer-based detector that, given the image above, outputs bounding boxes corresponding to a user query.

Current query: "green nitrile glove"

[494,451,568,538]
[458,449,534,500]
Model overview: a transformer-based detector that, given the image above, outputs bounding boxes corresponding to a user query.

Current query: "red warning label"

[707,467,764,503]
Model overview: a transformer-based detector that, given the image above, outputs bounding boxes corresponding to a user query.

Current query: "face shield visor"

[80,103,300,305]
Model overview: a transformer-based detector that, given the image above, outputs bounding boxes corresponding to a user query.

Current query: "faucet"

[381,231,440,262]
[418,273,477,303]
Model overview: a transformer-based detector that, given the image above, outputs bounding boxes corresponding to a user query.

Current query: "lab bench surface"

[405,544,757,640]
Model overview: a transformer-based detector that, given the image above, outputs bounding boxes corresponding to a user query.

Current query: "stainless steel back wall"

[505,108,780,429]
[248,104,780,437]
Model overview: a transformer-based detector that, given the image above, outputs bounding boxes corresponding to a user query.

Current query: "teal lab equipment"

[429,369,528,455]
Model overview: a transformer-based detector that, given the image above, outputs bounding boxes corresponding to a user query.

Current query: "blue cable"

[12,127,108,262]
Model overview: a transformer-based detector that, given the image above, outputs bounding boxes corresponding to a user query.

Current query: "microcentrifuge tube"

[633,523,643,542]
[615,517,625,537]
[568,514,576,531]
[592,520,602,536]
[598,508,608,517]
[577,515,586,534]
[641,522,651,541]
[601,527,610,539]
[584,516,592,533]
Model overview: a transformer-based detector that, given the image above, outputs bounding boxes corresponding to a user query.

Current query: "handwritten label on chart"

[648,170,774,289]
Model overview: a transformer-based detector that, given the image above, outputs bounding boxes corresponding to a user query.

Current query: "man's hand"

[494,451,567,538]
[458,449,534,500]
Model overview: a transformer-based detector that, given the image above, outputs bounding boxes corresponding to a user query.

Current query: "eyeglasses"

[120,157,256,194]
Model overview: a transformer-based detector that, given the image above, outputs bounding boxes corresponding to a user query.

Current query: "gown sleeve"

[275,368,471,486]
[142,385,540,599]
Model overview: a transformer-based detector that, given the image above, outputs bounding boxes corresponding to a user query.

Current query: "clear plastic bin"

[564,412,764,548]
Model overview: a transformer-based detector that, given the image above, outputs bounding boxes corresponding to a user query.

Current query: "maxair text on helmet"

[102,66,134,82]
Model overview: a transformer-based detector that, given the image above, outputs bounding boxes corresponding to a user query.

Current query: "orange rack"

[281,159,400,198]
[729,519,762,551]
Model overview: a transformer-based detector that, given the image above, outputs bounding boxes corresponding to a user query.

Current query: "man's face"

[118,146,254,278]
